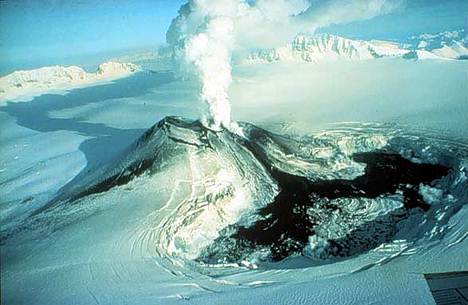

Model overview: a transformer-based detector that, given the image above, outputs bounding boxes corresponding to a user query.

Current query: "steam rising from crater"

[167,0,405,130]
[185,16,234,129]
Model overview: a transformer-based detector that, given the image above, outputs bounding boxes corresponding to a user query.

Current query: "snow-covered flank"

[431,42,468,60]
[95,61,140,76]
[368,39,408,56]
[0,61,140,102]
[400,49,445,60]
[243,34,410,64]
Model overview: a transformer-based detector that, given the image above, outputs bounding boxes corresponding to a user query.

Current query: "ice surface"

[1,58,467,305]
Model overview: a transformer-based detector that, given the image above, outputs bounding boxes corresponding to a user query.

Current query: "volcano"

[33,116,450,264]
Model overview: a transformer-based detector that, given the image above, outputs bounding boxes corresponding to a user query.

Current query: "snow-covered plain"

[1,56,467,305]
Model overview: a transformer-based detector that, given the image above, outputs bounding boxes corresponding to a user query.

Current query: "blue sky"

[0,0,185,73]
[0,0,467,73]
[317,0,468,40]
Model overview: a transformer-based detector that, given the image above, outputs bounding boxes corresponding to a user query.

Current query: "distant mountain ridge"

[409,29,468,60]
[243,30,468,64]
[0,61,140,102]
[408,29,467,51]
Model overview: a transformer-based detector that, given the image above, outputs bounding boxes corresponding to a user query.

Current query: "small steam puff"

[169,0,405,130]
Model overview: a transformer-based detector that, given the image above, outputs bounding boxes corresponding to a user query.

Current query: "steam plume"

[167,0,405,130]
[185,16,235,129]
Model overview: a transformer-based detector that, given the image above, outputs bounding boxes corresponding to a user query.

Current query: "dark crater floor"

[200,151,450,263]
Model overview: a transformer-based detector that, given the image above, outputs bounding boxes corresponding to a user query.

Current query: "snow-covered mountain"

[430,41,468,60]
[243,34,407,64]
[243,32,468,64]
[409,29,468,60]
[0,61,140,102]
[410,29,467,49]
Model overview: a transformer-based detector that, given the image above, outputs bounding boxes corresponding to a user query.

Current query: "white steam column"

[167,0,404,131]
[185,17,234,130]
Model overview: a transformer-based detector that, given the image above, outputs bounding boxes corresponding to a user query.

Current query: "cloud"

[297,0,406,28]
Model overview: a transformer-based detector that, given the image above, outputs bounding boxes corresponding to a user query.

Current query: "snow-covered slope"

[431,42,468,60]
[0,61,140,102]
[243,32,468,64]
